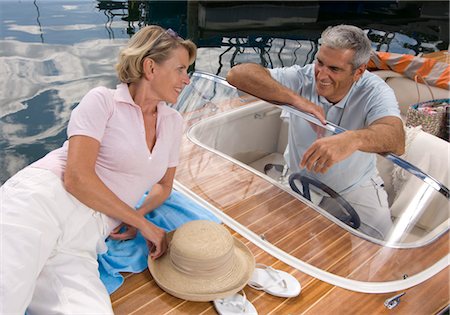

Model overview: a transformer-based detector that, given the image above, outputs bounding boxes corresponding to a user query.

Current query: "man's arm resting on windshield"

[227,63,326,123]
[350,116,405,155]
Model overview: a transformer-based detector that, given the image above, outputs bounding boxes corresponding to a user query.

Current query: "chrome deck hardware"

[384,292,406,309]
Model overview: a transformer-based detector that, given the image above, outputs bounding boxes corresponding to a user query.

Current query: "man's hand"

[293,98,327,125]
[300,131,360,174]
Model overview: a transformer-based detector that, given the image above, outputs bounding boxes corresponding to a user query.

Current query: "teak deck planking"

[110,102,449,314]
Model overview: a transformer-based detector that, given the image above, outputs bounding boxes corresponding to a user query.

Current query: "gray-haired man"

[227,25,405,239]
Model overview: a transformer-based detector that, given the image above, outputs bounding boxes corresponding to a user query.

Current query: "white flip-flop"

[213,291,258,315]
[248,264,301,298]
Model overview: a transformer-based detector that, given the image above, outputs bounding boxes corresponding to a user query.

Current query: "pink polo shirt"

[32,83,183,215]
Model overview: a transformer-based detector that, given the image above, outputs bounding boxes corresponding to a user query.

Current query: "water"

[1,0,448,184]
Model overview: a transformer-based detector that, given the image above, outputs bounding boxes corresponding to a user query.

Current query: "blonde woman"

[0,25,196,314]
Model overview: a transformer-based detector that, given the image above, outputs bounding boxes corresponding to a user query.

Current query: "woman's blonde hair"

[116,25,197,83]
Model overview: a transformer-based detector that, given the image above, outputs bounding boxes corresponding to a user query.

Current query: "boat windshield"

[173,71,449,291]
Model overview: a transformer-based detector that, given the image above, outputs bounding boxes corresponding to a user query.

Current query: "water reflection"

[0,36,124,182]
[99,0,150,37]
[33,0,44,43]
[0,0,448,185]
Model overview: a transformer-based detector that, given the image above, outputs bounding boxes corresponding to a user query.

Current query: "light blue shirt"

[269,64,400,193]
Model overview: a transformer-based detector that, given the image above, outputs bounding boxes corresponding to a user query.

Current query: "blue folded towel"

[97,190,220,294]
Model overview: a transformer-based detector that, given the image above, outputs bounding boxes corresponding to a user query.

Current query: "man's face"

[314,45,365,103]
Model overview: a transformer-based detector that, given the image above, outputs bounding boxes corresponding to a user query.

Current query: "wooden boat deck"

[111,101,449,314]
[111,229,449,314]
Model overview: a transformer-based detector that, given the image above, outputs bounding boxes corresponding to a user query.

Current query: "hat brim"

[148,231,255,302]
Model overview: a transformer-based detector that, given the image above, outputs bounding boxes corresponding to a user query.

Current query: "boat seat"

[248,119,289,181]
[249,152,286,180]
[188,101,284,165]
[372,70,449,120]
[377,127,449,239]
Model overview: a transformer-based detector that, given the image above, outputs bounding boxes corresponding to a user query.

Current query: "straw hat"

[148,220,255,302]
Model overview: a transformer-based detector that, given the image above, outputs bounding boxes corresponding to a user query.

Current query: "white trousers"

[312,175,392,239]
[0,168,114,315]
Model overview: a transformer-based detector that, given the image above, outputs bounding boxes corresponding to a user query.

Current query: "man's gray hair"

[320,25,372,69]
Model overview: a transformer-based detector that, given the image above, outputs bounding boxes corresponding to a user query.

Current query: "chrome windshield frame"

[187,71,449,201]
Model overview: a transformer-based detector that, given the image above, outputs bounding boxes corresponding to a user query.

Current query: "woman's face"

[152,46,191,104]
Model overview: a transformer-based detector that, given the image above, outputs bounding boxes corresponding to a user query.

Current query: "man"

[226,25,405,239]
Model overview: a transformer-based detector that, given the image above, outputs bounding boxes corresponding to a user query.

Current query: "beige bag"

[405,75,449,140]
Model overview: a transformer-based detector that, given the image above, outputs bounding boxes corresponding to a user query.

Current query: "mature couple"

[0,24,404,313]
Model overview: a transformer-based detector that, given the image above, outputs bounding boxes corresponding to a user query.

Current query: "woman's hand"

[140,221,168,260]
[109,221,168,259]
[109,223,138,240]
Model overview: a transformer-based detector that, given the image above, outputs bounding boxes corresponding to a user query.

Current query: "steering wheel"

[288,172,361,229]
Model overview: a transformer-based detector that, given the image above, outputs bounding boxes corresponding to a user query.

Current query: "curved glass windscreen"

[173,71,449,288]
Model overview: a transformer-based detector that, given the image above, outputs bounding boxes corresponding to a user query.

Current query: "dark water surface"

[1,0,448,184]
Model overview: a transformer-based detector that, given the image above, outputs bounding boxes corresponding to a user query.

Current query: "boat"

[110,69,449,314]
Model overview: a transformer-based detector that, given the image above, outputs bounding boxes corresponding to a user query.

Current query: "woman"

[0,25,196,314]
